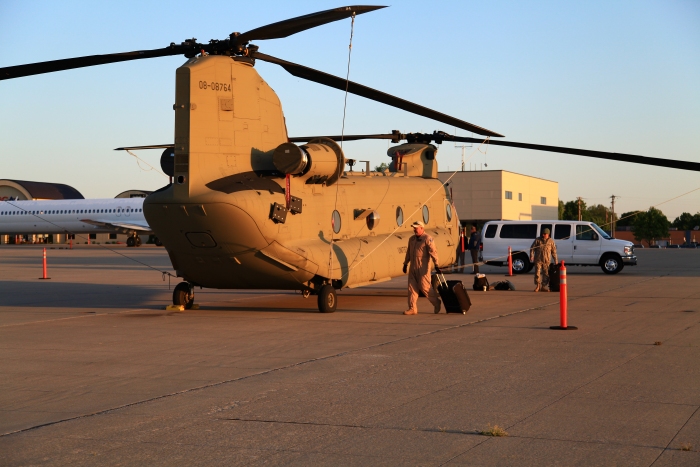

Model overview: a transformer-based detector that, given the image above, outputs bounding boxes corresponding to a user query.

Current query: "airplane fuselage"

[0,198,148,235]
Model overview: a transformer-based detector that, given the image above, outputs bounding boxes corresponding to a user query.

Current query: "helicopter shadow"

[0,281,169,309]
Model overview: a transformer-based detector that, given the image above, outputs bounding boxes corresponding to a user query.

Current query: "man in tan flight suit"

[402,221,442,315]
[529,228,558,292]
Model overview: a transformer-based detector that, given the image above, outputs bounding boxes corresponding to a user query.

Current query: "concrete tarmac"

[0,246,698,466]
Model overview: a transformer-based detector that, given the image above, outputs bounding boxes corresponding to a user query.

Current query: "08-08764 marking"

[198,81,231,91]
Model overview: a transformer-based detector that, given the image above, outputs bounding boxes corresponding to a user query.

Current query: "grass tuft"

[654,341,663,346]
[479,424,508,437]
[679,442,693,451]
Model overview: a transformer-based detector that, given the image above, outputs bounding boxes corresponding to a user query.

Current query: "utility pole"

[577,197,582,221]
[454,128,473,172]
[610,194,617,238]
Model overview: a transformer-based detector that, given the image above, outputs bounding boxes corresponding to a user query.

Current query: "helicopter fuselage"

[143,55,458,291]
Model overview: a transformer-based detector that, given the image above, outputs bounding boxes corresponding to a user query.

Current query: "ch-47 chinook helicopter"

[3,5,699,313]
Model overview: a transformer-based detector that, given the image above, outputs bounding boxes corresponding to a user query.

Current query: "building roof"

[0,179,84,200]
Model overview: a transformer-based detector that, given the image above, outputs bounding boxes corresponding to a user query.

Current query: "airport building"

[438,170,559,227]
[0,179,151,245]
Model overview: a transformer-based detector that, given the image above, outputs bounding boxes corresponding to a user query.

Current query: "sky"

[1,0,699,221]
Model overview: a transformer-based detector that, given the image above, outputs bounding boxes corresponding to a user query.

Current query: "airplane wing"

[80,219,152,234]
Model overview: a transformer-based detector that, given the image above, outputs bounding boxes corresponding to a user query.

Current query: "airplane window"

[422,205,429,224]
[396,206,403,226]
[332,210,341,234]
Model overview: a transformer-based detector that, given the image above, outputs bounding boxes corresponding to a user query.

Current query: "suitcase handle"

[434,269,448,288]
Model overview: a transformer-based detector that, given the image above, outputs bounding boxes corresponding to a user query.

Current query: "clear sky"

[1,0,698,221]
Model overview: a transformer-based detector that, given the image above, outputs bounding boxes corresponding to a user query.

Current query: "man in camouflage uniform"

[402,221,442,315]
[530,228,558,292]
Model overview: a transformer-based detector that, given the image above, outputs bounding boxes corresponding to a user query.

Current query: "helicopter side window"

[367,211,380,230]
[446,203,453,222]
[396,206,404,227]
[332,210,341,234]
[422,205,429,224]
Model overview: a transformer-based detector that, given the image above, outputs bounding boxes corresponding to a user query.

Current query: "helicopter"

[2,5,699,313]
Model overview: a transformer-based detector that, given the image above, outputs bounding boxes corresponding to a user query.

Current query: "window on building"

[540,197,547,205]
[505,191,513,200]
[109,233,117,240]
[518,193,522,201]
[89,234,97,240]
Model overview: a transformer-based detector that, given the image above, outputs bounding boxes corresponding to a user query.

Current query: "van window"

[484,224,498,238]
[500,224,537,239]
[554,225,571,240]
[540,224,552,236]
[576,225,598,241]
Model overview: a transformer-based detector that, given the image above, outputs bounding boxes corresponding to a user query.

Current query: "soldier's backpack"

[493,280,516,291]
[473,274,490,291]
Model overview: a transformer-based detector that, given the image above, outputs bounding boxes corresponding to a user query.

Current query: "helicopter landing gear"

[302,289,311,299]
[173,282,194,309]
[317,284,337,313]
[126,234,142,247]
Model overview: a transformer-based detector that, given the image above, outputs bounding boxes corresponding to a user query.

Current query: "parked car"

[667,244,681,249]
[481,220,636,274]
[649,245,663,249]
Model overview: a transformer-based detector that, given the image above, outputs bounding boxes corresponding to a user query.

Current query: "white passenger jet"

[0,198,152,246]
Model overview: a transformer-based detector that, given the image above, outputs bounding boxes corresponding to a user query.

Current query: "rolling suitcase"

[435,272,471,314]
[548,263,560,292]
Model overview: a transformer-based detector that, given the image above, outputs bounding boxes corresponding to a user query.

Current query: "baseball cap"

[411,221,424,228]
[543,228,551,234]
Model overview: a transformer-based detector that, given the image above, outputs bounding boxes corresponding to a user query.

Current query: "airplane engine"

[273,137,344,186]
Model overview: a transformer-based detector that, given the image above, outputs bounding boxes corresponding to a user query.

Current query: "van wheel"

[512,254,530,274]
[601,254,624,274]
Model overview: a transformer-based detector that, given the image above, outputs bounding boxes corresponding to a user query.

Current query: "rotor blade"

[114,144,174,151]
[291,132,700,172]
[448,136,700,172]
[0,47,184,80]
[289,134,392,143]
[254,52,503,137]
[237,5,386,43]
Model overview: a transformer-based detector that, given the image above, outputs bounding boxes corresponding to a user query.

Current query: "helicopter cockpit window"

[446,203,453,222]
[422,205,429,224]
[396,206,404,227]
[332,210,341,234]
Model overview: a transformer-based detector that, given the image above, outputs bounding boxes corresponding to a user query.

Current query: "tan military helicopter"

[2,5,699,313]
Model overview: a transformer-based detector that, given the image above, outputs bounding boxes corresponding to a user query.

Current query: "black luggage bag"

[473,274,490,291]
[435,272,471,314]
[548,263,560,292]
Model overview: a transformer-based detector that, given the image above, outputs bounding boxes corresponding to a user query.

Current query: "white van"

[481,220,637,274]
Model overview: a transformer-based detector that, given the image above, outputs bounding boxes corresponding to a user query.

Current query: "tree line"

[558,199,700,246]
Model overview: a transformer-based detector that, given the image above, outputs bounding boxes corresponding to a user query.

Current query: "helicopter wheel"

[317,284,337,313]
[126,237,135,247]
[173,282,194,310]
[135,236,142,247]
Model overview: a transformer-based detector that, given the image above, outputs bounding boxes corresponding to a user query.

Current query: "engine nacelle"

[273,137,345,186]
[388,143,438,179]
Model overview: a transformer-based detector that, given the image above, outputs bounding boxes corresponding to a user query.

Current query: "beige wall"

[438,170,558,222]
[501,171,558,220]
